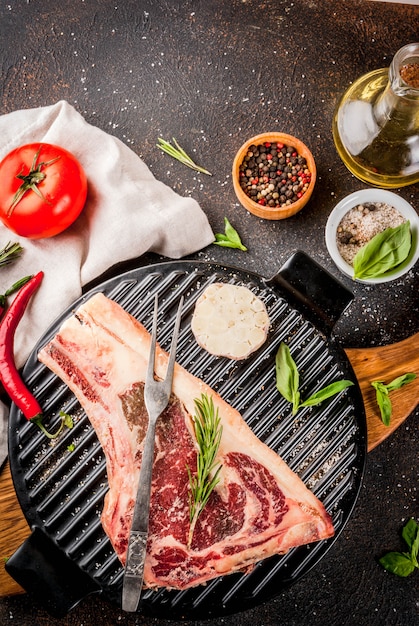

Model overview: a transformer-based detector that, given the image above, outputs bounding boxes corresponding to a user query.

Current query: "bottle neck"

[390,42,419,99]
[373,50,419,133]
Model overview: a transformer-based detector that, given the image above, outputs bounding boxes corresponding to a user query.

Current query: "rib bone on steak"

[38,293,334,590]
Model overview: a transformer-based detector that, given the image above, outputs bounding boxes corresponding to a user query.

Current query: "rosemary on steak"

[157,137,212,176]
[187,393,223,549]
[275,342,353,415]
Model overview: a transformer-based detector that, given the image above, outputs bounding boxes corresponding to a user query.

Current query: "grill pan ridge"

[7,258,366,619]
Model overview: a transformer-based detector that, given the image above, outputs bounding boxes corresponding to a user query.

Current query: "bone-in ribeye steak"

[38,293,334,590]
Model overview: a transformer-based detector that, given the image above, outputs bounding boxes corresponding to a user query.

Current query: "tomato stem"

[8,146,60,216]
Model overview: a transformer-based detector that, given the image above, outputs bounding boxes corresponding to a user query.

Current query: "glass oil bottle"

[332,42,419,188]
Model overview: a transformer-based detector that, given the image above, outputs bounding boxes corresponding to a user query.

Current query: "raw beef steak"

[38,293,334,590]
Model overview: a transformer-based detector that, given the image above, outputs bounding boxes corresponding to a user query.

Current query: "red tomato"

[0,143,88,239]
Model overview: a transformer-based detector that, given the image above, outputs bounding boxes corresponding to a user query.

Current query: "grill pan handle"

[267,250,353,336]
[5,525,101,618]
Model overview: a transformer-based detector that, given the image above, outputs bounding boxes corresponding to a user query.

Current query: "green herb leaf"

[157,137,212,176]
[187,393,223,548]
[371,381,392,426]
[401,519,419,568]
[385,372,416,392]
[379,519,419,577]
[371,373,416,426]
[0,275,33,312]
[411,533,419,568]
[275,342,300,415]
[379,551,416,577]
[275,342,353,415]
[214,217,247,251]
[352,221,411,280]
[0,242,23,267]
[300,379,354,408]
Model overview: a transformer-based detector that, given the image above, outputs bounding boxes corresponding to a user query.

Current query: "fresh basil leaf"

[214,234,230,244]
[300,380,354,408]
[371,381,388,396]
[224,217,243,246]
[386,372,416,392]
[411,530,419,568]
[379,551,416,577]
[213,238,246,250]
[371,374,416,426]
[402,519,419,554]
[275,342,300,415]
[374,385,393,426]
[214,217,247,251]
[353,221,411,280]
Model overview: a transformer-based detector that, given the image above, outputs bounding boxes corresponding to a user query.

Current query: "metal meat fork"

[122,293,184,613]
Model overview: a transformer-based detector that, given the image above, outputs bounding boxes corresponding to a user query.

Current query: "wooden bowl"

[232,132,316,220]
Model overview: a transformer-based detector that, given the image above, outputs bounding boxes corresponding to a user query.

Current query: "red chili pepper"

[0,275,33,319]
[0,272,44,422]
[0,271,70,439]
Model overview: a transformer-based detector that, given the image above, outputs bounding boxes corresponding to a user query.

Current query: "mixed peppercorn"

[238,141,312,209]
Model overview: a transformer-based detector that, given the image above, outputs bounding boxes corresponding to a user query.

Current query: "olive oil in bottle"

[333,43,419,188]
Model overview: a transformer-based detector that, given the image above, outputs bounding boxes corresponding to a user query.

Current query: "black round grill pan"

[7,255,366,619]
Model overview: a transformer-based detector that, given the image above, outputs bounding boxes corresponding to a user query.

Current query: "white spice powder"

[336,202,406,265]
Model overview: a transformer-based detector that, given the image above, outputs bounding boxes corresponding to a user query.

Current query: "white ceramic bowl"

[325,189,419,284]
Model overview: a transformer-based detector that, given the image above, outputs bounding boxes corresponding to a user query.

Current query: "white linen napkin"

[0,100,214,467]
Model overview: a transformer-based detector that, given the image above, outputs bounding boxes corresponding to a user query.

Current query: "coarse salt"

[336,202,406,265]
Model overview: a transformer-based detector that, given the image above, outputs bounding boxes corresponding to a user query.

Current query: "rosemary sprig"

[0,242,24,267]
[157,137,212,176]
[187,393,223,549]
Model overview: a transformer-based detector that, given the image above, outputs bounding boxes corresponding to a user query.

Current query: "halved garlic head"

[191,283,270,359]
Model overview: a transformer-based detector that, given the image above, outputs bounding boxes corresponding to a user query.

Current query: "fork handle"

[122,417,158,611]
[122,531,148,612]
[130,417,157,532]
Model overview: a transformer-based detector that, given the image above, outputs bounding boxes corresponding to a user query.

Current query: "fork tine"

[165,295,184,384]
[146,294,184,389]
[146,293,159,383]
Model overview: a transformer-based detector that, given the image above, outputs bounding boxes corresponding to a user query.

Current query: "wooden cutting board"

[1,333,418,597]
[344,332,419,450]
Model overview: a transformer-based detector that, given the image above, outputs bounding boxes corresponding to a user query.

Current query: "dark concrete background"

[0,1,418,625]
